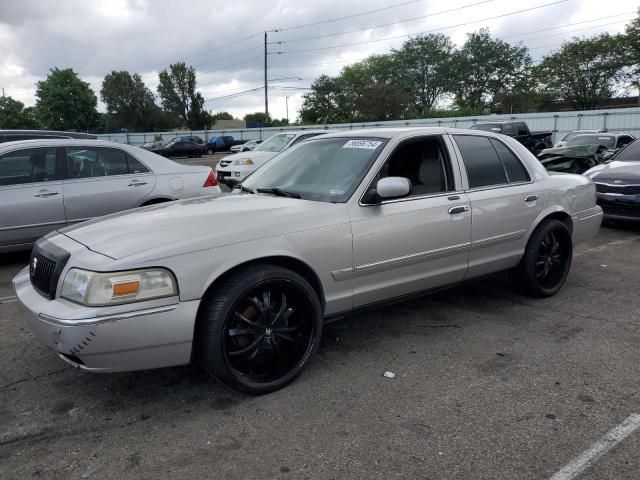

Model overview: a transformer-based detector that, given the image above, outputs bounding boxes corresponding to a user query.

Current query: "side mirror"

[372,177,412,201]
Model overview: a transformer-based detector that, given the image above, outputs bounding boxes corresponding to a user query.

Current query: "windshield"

[242,137,387,202]
[165,139,177,147]
[567,135,614,148]
[612,140,640,162]
[253,134,295,152]
[471,124,503,133]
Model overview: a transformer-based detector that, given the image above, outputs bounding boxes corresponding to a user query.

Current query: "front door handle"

[128,181,148,187]
[448,205,470,215]
[525,194,538,202]
[33,190,59,198]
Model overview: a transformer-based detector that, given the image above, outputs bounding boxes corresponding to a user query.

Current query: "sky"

[0,0,637,122]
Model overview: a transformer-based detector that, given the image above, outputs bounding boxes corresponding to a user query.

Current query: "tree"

[451,29,532,110]
[623,10,640,99]
[100,71,159,131]
[299,75,350,124]
[393,34,454,116]
[212,111,234,121]
[243,112,268,125]
[0,96,40,128]
[534,34,625,110]
[35,67,99,130]
[157,62,210,129]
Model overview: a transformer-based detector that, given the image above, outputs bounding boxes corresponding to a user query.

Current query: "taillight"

[203,169,218,187]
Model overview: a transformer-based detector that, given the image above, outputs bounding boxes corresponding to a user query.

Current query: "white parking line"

[0,295,17,304]
[574,236,638,257]
[549,413,640,480]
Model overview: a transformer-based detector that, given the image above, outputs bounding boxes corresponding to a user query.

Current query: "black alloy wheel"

[514,218,572,297]
[196,265,322,394]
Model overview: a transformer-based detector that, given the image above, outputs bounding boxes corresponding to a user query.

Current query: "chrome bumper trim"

[38,304,179,326]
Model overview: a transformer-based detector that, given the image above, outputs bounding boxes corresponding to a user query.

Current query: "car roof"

[0,129,97,139]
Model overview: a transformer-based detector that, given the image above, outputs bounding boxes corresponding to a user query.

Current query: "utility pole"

[285,96,290,123]
[264,31,268,127]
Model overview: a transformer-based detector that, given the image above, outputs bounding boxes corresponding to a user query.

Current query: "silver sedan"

[0,139,221,252]
[13,128,602,394]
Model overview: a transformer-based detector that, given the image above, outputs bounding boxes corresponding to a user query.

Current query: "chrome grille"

[595,183,640,195]
[30,241,70,299]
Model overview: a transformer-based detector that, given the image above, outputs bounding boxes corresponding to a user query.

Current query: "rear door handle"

[448,205,470,215]
[33,190,59,198]
[525,194,538,202]
[128,181,148,187]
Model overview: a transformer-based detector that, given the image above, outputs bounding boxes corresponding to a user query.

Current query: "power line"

[121,32,263,73]
[272,1,568,55]
[517,18,634,44]
[271,0,423,33]
[272,0,493,44]
[502,11,636,39]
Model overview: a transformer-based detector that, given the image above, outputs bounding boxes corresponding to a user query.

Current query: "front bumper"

[13,267,199,372]
[597,194,640,222]
[216,164,255,184]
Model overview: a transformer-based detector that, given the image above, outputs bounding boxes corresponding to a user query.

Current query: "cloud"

[0,0,636,121]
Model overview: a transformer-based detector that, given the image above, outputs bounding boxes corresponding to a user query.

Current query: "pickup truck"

[470,121,553,155]
[205,135,241,154]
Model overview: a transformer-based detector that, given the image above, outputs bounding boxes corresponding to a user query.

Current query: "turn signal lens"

[112,281,140,296]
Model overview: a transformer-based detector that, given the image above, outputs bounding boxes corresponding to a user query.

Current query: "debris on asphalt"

[600,264,607,268]
[383,371,396,379]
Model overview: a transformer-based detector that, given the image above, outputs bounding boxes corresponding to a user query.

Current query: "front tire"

[514,219,572,297]
[195,264,322,394]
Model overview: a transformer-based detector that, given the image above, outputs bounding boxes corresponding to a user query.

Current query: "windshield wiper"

[256,187,301,199]
[236,184,255,194]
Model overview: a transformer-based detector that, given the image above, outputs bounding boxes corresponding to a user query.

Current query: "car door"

[62,146,155,224]
[347,135,472,307]
[451,134,544,278]
[513,123,532,150]
[0,146,66,249]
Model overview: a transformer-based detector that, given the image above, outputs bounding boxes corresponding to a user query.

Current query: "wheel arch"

[139,197,174,207]
[525,207,574,249]
[199,255,326,313]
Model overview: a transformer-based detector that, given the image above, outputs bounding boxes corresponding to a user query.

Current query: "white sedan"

[216,130,327,184]
[0,139,221,252]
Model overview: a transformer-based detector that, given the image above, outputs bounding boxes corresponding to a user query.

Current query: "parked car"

[216,130,327,184]
[584,139,640,222]
[230,139,263,153]
[148,137,204,158]
[538,133,636,174]
[554,129,607,148]
[1,129,97,143]
[470,121,553,155]
[0,139,220,252]
[205,136,239,154]
[13,128,602,394]
[141,141,164,150]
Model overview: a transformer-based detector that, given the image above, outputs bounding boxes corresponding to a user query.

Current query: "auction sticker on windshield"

[343,140,382,149]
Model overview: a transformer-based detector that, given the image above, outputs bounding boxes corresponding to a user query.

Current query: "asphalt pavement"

[1,220,639,479]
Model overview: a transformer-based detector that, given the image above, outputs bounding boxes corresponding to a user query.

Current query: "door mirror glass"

[377,177,411,199]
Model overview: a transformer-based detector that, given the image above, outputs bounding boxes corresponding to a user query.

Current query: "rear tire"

[195,264,322,394]
[514,219,572,297]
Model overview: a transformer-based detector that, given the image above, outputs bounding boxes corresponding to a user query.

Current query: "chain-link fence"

[96,106,640,146]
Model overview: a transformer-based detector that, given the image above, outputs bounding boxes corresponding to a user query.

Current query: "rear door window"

[0,147,57,186]
[490,139,530,183]
[502,124,515,136]
[66,147,141,178]
[453,135,508,189]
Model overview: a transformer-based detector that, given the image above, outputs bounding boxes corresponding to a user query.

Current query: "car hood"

[584,160,640,183]
[58,194,345,260]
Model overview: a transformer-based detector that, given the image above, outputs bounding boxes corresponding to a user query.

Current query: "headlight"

[233,158,254,165]
[61,268,178,306]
